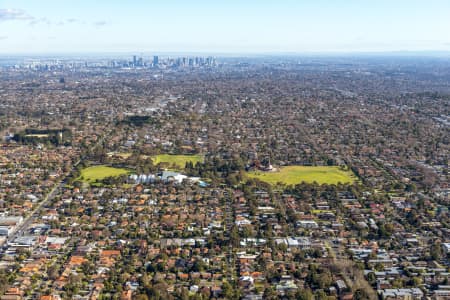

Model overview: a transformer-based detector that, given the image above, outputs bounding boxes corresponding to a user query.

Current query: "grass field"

[152,154,204,168]
[78,165,130,184]
[247,166,357,185]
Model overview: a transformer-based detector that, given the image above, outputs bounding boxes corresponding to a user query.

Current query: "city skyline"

[1,0,450,54]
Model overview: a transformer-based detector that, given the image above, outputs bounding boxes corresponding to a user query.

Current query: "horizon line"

[1,49,450,58]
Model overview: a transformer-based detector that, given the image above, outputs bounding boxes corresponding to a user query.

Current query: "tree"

[430,242,443,261]
[296,288,313,300]
[374,262,385,271]
[230,225,240,248]
[354,288,371,300]
[317,272,332,289]
[263,287,278,300]
[367,272,377,286]
[179,288,189,300]
[391,278,403,288]
[314,289,327,300]
[47,264,60,280]
[222,281,234,299]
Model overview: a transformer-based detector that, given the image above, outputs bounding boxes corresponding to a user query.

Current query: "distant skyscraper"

[153,56,159,67]
[133,55,137,66]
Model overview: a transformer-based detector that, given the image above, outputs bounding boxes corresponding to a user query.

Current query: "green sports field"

[152,154,204,168]
[78,165,130,184]
[246,166,357,185]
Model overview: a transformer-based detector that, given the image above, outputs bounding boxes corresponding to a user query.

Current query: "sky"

[0,0,450,54]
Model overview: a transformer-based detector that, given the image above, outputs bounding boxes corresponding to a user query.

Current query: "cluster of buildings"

[0,56,448,299]
[1,55,218,71]
[0,144,78,241]
[123,55,217,69]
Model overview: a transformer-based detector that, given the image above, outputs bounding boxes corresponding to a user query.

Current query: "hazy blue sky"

[1,0,450,54]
